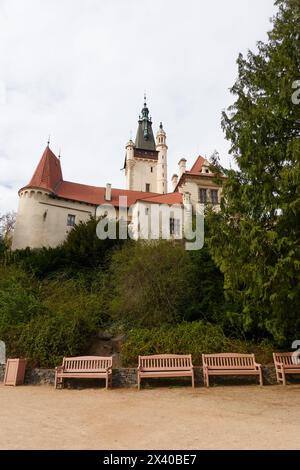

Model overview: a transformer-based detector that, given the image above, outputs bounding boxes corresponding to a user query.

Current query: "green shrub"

[121,321,274,366]
[14,309,99,368]
[13,218,127,278]
[0,266,109,367]
[0,265,45,327]
[108,240,226,328]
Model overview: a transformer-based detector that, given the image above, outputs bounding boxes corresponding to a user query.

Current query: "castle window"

[211,189,219,205]
[67,214,76,227]
[199,188,207,204]
[170,217,180,236]
[145,183,150,192]
[150,167,153,173]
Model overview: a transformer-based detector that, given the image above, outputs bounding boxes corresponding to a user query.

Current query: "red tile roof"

[56,181,159,207]
[139,192,183,205]
[22,147,162,207]
[174,154,226,190]
[189,155,207,173]
[28,146,63,192]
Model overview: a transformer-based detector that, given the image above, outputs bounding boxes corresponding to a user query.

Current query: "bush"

[0,265,45,328]
[0,266,109,367]
[121,321,274,366]
[14,309,99,368]
[12,218,127,278]
[108,240,226,328]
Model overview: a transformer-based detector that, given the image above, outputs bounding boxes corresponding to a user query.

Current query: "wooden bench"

[273,352,300,385]
[202,353,263,387]
[55,356,113,389]
[137,354,194,390]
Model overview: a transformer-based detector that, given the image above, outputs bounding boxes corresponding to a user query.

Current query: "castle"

[12,98,223,250]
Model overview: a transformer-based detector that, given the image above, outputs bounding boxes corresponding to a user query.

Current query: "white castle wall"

[12,189,95,250]
[178,176,222,211]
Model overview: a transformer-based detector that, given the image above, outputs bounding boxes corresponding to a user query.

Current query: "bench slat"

[203,353,256,370]
[137,354,194,389]
[202,353,262,387]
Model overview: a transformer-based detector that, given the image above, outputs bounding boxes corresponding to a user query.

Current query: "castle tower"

[156,122,168,194]
[12,145,63,250]
[124,96,167,194]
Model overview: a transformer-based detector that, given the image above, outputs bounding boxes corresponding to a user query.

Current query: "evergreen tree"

[208,0,300,344]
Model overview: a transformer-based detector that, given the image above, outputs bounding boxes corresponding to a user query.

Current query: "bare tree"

[0,211,16,248]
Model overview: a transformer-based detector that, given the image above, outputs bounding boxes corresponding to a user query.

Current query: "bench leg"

[282,370,287,386]
[54,373,57,389]
[259,369,263,386]
[137,373,141,390]
[106,372,112,390]
[275,367,281,384]
[191,372,195,388]
[203,370,209,387]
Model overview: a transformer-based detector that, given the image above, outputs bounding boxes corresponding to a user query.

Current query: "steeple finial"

[47,135,50,147]
[160,122,163,129]
[58,148,61,159]
[144,92,146,106]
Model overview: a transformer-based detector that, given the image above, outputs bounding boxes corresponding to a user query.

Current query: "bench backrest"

[139,354,193,371]
[273,352,300,368]
[202,353,256,370]
[62,356,112,372]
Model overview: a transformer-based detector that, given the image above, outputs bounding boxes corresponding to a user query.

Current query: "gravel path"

[0,384,299,449]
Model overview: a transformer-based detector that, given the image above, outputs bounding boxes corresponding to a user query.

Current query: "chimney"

[171,174,178,190]
[105,183,112,201]
[178,158,187,177]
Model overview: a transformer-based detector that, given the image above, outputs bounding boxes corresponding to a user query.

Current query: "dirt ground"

[0,383,299,450]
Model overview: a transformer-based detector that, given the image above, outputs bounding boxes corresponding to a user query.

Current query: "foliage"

[0,265,44,328]
[107,240,225,328]
[0,211,16,249]
[121,322,273,366]
[61,217,126,269]
[207,0,300,345]
[0,265,108,367]
[13,217,126,278]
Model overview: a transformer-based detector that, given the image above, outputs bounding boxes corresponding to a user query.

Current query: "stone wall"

[0,364,5,382]
[0,364,280,387]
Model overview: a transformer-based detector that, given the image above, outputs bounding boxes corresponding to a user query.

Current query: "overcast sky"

[0,0,277,213]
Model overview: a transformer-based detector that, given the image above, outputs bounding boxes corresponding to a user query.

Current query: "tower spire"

[135,95,155,150]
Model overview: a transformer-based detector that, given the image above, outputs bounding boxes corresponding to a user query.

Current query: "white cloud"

[0,0,277,213]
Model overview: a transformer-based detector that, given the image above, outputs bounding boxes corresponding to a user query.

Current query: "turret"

[156,122,168,194]
[125,139,135,190]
